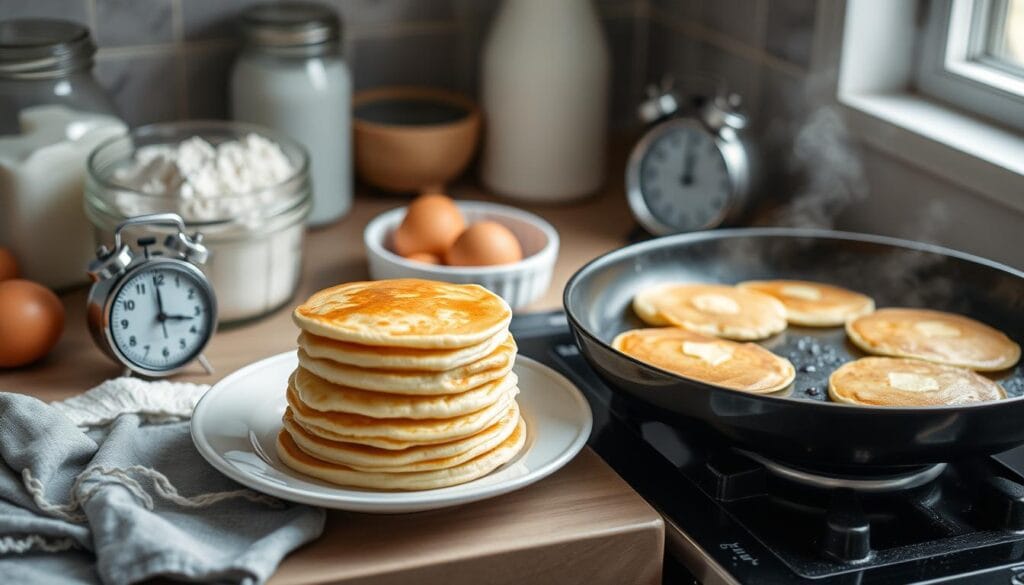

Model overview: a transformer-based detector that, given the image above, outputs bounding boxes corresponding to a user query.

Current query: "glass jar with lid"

[85,121,312,324]
[232,2,352,227]
[0,19,126,289]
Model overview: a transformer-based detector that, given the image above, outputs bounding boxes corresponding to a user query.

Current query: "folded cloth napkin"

[0,378,325,585]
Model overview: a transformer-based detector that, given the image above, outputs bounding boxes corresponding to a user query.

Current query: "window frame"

[915,0,1024,133]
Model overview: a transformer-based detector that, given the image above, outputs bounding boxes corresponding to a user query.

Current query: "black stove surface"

[511,311,1024,585]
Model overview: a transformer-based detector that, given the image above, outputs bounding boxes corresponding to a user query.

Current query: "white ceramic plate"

[191,352,592,513]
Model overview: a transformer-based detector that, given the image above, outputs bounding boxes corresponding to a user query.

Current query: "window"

[916,0,1024,132]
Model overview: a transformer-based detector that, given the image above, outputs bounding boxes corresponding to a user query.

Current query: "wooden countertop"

[0,178,664,584]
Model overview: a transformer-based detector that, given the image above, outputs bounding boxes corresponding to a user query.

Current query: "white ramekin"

[364,200,560,309]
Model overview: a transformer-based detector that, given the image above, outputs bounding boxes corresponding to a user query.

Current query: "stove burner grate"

[739,451,948,493]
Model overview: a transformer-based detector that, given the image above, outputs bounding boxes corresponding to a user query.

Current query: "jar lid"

[0,19,95,79]
[239,2,341,48]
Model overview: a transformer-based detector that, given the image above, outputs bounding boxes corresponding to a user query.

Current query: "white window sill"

[838,91,1024,213]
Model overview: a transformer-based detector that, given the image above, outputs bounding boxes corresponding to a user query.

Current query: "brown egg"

[0,247,18,281]
[392,193,466,256]
[0,279,64,368]
[445,221,524,266]
[404,252,442,265]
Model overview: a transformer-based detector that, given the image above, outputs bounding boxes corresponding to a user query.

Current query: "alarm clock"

[87,213,217,377]
[625,86,756,235]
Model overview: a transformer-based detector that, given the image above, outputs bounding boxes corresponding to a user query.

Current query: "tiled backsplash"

[0,0,649,128]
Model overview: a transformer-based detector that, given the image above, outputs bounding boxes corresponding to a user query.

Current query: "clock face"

[638,122,732,232]
[108,262,214,372]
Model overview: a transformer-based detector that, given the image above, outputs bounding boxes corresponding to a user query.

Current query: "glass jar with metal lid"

[231,2,352,228]
[0,19,126,289]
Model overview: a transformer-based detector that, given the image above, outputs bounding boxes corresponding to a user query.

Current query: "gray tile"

[327,0,455,27]
[649,0,701,21]
[95,52,181,125]
[182,0,268,41]
[94,0,174,47]
[184,45,239,120]
[352,31,459,90]
[764,0,815,67]
[0,0,89,25]
[692,41,761,109]
[700,0,761,48]
[604,16,642,129]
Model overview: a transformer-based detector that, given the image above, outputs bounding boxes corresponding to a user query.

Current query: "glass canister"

[85,121,312,324]
[0,19,127,289]
[232,2,352,227]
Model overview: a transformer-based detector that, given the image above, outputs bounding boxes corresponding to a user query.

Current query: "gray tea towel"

[0,378,326,585]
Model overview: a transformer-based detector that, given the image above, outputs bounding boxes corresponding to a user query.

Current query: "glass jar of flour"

[85,122,312,324]
[0,19,126,289]
[232,3,352,227]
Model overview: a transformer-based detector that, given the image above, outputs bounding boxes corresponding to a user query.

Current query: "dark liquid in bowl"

[354,99,469,126]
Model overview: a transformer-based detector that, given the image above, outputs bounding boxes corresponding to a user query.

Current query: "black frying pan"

[563,228,1024,472]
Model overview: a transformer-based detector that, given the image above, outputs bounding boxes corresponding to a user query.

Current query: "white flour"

[112,133,296,224]
[0,105,127,289]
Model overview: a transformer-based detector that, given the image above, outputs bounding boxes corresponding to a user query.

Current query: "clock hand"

[681,136,697,186]
[154,284,169,338]
[164,314,194,321]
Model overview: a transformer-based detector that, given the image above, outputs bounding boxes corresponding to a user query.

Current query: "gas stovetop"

[510,311,1024,585]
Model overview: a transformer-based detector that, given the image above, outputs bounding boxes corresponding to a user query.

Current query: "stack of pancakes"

[276,279,527,491]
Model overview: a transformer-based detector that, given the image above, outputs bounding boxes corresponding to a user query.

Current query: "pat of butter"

[780,284,822,301]
[888,372,940,392]
[913,320,961,338]
[682,341,734,366]
[691,294,741,315]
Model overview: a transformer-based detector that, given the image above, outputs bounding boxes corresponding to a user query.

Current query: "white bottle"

[232,3,352,226]
[480,0,610,202]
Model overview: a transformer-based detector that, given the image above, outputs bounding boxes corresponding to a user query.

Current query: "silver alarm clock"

[626,85,756,235]
[87,213,217,377]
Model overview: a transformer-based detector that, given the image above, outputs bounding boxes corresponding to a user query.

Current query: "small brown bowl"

[353,86,481,193]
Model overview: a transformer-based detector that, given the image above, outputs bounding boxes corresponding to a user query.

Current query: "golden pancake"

[291,367,517,419]
[276,417,527,490]
[633,283,787,340]
[287,384,518,445]
[296,336,516,395]
[298,330,510,372]
[846,308,1020,371]
[283,402,521,472]
[737,280,875,327]
[293,279,512,349]
[612,327,796,393]
[828,357,1006,407]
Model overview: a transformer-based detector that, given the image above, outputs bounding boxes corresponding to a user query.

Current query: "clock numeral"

[174,275,180,287]
[179,338,186,350]
[189,325,197,334]
[143,345,150,356]
[153,274,164,286]
[123,299,135,311]
[120,319,129,329]
[187,288,195,300]
[135,283,146,295]
[194,305,201,316]
[162,347,170,358]
[129,336,137,348]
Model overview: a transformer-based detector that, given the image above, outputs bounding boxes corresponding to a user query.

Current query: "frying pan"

[563,228,1024,472]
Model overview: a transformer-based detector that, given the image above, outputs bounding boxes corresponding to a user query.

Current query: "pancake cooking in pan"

[737,279,875,327]
[847,308,1021,371]
[612,327,795,394]
[632,283,788,341]
[829,356,1006,407]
